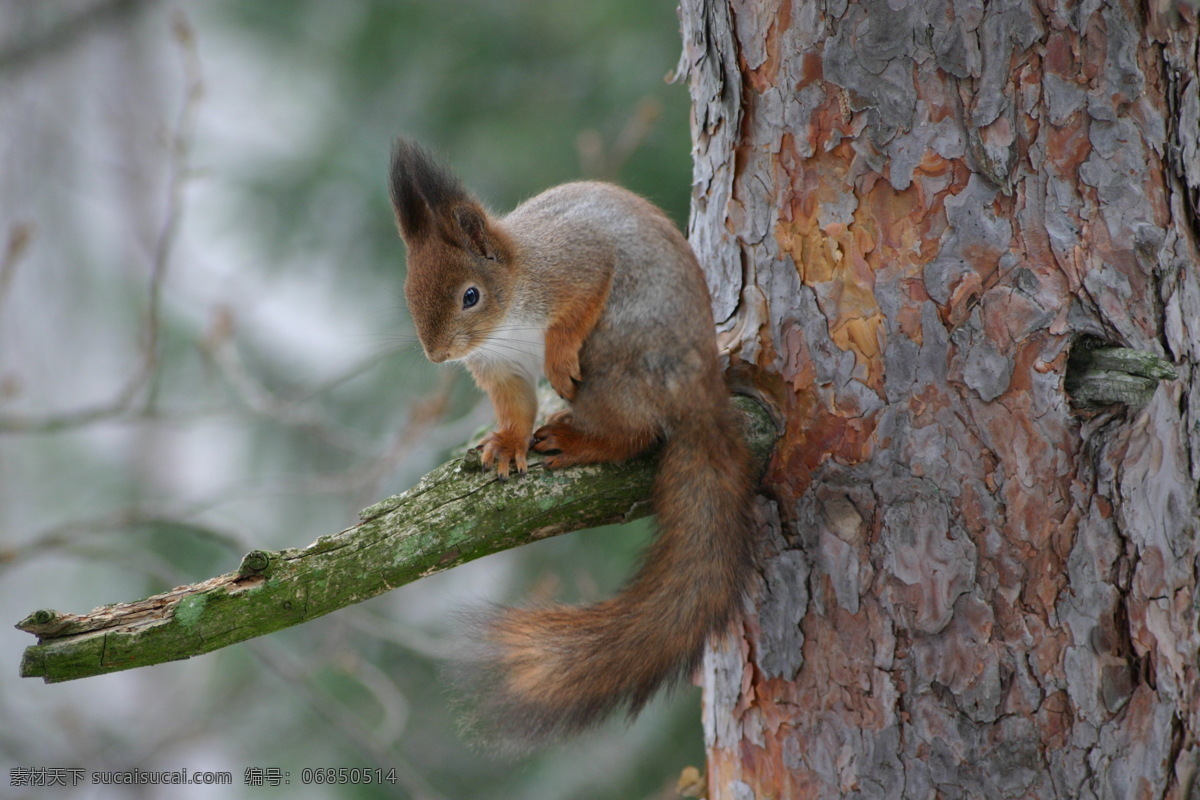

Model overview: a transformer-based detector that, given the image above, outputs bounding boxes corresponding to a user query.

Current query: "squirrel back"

[389,140,758,750]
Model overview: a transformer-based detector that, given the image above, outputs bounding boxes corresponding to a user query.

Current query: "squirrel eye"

[462,286,480,309]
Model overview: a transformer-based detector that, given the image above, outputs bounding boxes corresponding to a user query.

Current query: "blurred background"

[0,1,698,798]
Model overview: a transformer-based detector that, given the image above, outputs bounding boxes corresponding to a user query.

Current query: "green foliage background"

[0,1,701,798]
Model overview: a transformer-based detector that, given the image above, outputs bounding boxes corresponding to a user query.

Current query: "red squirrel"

[388,139,757,748]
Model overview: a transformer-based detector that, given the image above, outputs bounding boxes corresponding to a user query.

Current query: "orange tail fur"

[450,409,757,750]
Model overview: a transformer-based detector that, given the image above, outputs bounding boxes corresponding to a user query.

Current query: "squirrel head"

[389,139,515,363]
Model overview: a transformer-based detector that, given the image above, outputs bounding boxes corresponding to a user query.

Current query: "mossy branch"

[1065,339,1179,409]
[16,397,778,684]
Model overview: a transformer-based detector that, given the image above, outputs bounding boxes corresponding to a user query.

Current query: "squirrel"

[388,139,758,749]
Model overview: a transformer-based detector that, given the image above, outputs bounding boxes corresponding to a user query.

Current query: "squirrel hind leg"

[532,412,655,468]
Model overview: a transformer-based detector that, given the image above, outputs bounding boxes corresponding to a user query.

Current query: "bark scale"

[679,0,1200,797]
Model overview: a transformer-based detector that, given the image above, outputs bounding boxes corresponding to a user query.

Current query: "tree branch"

[16,396,778,684]
[1064,338,1179,409]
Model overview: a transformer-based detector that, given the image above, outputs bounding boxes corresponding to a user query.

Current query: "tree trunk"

[679,0,1200,797]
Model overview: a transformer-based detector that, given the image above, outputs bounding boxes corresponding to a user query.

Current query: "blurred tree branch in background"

[0,9,197,435]
[0,223,32,308]
[0,0,152,77]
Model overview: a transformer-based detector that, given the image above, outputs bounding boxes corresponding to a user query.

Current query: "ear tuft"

[389,138,471,241]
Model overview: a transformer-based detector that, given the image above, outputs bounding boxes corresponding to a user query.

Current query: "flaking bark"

[679,0,1200,797]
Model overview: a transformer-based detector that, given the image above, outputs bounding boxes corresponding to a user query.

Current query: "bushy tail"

[450,411,757,751]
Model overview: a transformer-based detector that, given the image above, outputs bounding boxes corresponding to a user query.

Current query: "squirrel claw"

[479,431,530,479]
[533,413,581,468]
[552,379,577,402]
[547,358,582,402]
[532,412,573,450]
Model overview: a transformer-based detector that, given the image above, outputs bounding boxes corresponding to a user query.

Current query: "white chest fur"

[465,316,546,387]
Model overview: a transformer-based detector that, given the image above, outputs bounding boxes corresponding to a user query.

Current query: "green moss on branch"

[17,397,777,683]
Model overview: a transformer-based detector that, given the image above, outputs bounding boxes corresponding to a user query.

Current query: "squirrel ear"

[389,140,431,239]
[453,204,502,261]
[389,138,469,242]
[389,139,505,260]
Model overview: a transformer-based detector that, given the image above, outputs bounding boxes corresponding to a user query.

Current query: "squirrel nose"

[425,345,448,363]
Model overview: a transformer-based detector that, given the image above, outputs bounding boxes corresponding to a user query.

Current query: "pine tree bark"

[679,0,1200,797]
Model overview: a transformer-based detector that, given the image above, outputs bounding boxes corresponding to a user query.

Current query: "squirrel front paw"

[545,353,582,402]
[478,430,530,480]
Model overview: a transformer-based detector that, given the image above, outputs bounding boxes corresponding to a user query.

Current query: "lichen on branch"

[17,396,777,684]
